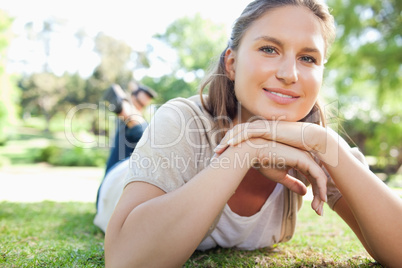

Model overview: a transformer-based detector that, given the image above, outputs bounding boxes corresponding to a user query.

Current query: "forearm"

[105,145,253,268]
[320,135,402,267]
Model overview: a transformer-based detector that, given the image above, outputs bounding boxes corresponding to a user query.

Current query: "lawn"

[0,125,385,267]
[0,200,380,267]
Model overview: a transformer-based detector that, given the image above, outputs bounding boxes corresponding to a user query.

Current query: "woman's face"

[226,6,326,123]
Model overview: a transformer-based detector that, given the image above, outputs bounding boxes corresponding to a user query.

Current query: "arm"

[105,139,328,267]
[105,144,251,267]
[216,121,402,267]
[333,197,377,260]
[321,135,402,267]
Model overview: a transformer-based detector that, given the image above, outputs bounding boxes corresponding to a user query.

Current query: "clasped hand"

[214,120,329,216]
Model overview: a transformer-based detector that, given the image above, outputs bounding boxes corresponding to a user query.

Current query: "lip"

[263,87,300,105]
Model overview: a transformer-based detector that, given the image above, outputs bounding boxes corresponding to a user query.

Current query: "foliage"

[155,13,227,75]
[0,101,8,145]
[0,200,378,267]
[148,13,228,102]
[0,123,109,167]
[5,4,402,175]
[325,0,402,172]
[85,33,135,105]
[141,75,198,104]
[327,0,401,108]
[36,144,108,167]
[19,72,67,131]
[0,10,18,145]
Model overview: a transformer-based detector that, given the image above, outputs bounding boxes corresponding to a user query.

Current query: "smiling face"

[225,5,326,123]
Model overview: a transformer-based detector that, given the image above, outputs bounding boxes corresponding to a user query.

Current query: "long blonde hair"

[200,0,336,137]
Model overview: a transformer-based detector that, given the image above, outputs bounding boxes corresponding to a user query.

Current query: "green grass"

[187,201,378,267]
[0,200,379,267]
[0,202,104,267]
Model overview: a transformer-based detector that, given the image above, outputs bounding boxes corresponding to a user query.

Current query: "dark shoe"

[103,84,128,114]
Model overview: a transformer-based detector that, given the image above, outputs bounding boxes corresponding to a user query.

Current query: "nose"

[275,56,298,84]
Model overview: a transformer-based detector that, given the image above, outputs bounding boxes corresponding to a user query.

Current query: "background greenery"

[0,0,401,181]
[0,1,401,266]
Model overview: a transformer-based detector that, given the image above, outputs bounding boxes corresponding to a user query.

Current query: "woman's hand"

[215,120,339,167]
[214,136,328,215]
[214,120,329,215]
[215,120,326,154]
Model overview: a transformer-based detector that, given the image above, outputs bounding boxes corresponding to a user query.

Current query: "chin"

[258,111,304,123]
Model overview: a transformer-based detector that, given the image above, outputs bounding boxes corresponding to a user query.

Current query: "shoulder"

[151,95,215,134]
[158,95,210,119]
[137,95,217,148]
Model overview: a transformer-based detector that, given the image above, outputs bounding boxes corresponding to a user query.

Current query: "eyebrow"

[255,35,284,47]
[255,35,322,54]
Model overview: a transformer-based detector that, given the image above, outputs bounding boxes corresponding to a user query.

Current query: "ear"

[224,48,236,81]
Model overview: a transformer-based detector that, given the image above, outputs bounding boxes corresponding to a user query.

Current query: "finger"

[311,194,323,215]
[295,153,328,203]
[279,174,308,196]
[228,121,271,147]
[214,123,247,154]
[311,171,328,203]
[257,142,328,203]
[256,168,307,196]
[213,143,229,154]
[311,200,324,216]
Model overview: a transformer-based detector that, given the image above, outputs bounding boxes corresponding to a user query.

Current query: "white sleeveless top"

[197,183,284,250]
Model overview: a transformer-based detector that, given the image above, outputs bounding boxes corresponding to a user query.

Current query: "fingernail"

[227,138,234,145]
[213,145,223,152]
[319,201,324,216]
[211,153,218,161]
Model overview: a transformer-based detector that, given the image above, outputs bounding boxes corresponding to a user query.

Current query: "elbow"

[371,243,402,268]
[105,233,147,268]
[375,256,402,268]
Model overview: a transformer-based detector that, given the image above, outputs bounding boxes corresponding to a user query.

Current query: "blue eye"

[300,56,316,63]
[260,46,277,54]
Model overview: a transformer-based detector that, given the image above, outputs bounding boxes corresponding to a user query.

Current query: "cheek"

[303,69,323,95]
[234,55,267,90]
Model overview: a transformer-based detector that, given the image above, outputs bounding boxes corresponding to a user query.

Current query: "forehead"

[241,5,325,52]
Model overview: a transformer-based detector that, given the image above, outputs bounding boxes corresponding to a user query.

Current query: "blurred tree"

[327,0,401,108]
[17,18,69,132]
[19,72,88,132]
[155,13,228,77]
[24,17,66,73]
[325,0,402,179]
[63,72,87,106]
[0,10,19,145]
[147,13,228,102]
[85,33,151,136]
[19,72,67,131]
[141,75,196,104]
[85,33,142,104]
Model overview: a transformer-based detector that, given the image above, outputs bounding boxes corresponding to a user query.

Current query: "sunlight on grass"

[0,200,381,267]
[0,202,104,267]
[187,201,379,267]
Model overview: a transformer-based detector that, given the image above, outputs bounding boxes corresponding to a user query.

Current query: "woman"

[101,0,402,267]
